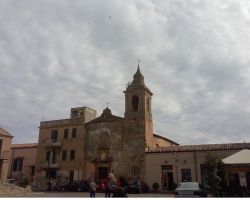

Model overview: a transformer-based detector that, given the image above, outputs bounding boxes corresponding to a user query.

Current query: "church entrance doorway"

[98,167,108,179]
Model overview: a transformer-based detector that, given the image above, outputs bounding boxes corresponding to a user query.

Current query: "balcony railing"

[0,152,9,160]
[40,161,60,169]
[43,139,61,148]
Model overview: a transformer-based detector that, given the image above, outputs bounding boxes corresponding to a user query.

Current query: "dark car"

[127,179,149,194]
[174,182,207,197]
[61,181,89,192]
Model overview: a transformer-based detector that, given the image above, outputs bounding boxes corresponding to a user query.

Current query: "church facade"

[35,67,177,189]
[36,67,250,191]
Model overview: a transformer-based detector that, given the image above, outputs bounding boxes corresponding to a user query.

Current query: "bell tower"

[124,65,153,148]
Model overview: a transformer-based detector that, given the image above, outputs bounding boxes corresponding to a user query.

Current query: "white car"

[174,182,207,197]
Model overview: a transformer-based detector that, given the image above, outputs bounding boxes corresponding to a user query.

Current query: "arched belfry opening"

[147,98,150,113]
[132,96,139,111]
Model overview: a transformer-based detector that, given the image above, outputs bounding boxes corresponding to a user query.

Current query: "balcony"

[43,139,61,148]
[0,152,9,160]
[40,161,60,169]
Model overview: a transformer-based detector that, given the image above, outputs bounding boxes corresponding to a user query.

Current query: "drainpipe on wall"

[194,150,197,182]
[174,152,178,184]
[175,165,178,184]
[10,148,15,179]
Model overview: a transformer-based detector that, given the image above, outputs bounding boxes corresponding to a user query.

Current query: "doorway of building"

[161,165,174,190]
[246,173,250,189]
[98,167,108,179]
[162,172,173,190]
[69,170,74,183]
[0,161,2,179]
[0,140,2,179]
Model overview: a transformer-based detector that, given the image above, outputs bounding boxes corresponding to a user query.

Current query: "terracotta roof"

[153,134,179,145]
[146,142,250,153]
[0,127,14,138]
[11,143,38,149]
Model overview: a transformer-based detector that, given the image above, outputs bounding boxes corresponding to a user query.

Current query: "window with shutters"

[70,150,75,160]
[72,128,77,138]
[62,150,67,160]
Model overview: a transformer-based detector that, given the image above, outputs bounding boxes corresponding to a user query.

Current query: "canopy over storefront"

[223,149,250,164]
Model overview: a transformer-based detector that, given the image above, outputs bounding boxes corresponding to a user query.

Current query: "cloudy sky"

[1,0,250,145]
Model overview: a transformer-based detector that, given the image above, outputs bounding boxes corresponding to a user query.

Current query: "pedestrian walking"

[47,180,52,191]
[89,179,97,198]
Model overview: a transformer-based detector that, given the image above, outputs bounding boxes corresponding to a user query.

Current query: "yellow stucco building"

[0,128,13,181]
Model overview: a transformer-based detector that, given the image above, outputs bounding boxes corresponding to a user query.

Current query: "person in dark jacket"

[105,177,112,197]
[113,176,128,198]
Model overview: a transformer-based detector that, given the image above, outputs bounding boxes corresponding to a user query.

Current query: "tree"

[204,152,227,197]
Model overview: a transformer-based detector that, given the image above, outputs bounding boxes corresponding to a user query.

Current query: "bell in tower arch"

[132,95,139,111]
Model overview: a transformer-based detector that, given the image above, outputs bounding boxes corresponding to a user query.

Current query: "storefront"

[223,149,250,189]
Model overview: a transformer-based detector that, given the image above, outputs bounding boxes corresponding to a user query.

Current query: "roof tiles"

[147,142,250,153]
[11,143,38,149]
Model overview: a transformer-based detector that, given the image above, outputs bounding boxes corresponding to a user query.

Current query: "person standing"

[105,177,113,197]
[89,179,97,198]
[119,176,128,197]
[105,173,116,197]
[113,176,128,197]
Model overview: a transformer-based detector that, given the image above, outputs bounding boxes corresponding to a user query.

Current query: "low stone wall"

[0,182,32,197]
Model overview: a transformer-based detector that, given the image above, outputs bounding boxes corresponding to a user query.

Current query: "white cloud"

[0,0,250,145]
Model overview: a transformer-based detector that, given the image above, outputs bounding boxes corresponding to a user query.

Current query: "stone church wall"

[84,120,125,179]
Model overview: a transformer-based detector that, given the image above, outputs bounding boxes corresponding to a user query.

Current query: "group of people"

[89,173,128,198]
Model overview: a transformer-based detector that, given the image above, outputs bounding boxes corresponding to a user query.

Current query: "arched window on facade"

[132,96,139,111]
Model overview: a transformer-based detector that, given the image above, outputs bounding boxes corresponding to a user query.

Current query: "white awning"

[223,149,250,164]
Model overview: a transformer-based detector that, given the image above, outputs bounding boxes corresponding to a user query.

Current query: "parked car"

[174,182,207,197]
[61,181,89,192]
[140,181,150,193]
[127,179,149,194]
